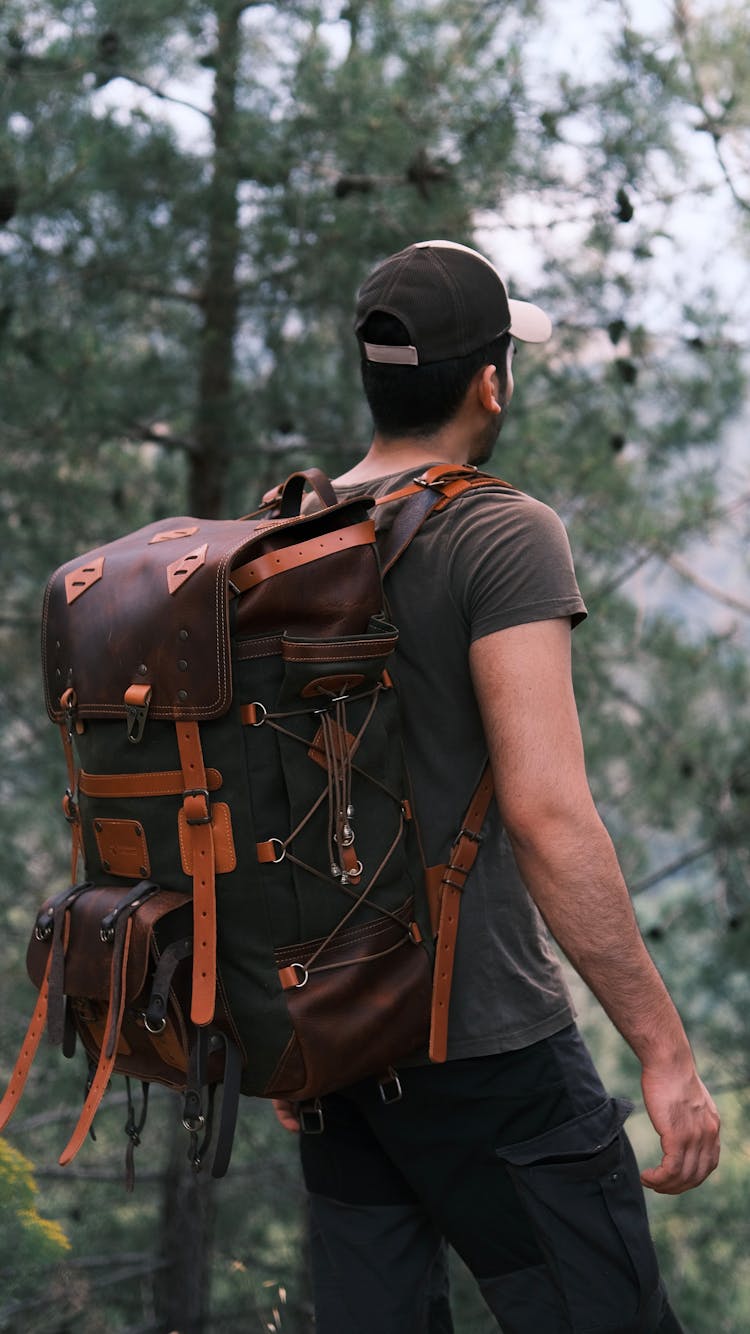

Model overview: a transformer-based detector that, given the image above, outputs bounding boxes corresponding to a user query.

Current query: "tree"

[1,1,749,1329]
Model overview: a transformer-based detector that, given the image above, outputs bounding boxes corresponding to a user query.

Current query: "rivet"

[56,668,62,678]
[140,865,148,877]
[179,629,189,640]
[134,826,142,837]
[137,663,148,676]
[178,689,188,701]
[56,640,62,650]
[178,659,188,671]
[94,821,102,833]
[102,860,111,872]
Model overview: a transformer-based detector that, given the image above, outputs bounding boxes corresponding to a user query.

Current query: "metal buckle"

[378,1071,403,1105]
[183,787,211,825]
[299,1099,325,1134]
[458,826,484,845]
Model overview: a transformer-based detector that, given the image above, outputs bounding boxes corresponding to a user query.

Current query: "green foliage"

[0,1137,70,1317]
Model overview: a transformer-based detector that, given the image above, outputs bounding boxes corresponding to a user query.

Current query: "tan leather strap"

[231,520,375,592]
[429,764,495,1063]
[176,721,217,1026]
[58,916,134,1166]
[0,950,54,1132]
[79,767,223,799]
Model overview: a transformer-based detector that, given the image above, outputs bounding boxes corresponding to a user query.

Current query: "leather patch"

[308,720,356,772]
[65,557,104,605]
[167,542,208,594]
[178,802,237,875]
[93,819,151,879]
[148,526,199,544]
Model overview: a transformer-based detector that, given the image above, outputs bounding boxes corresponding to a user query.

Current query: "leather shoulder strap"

[376,468,511,575]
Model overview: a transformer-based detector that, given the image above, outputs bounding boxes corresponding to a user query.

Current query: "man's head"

[354,240,551,458]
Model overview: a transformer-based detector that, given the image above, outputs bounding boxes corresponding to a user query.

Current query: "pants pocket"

[496,1097,662,1334]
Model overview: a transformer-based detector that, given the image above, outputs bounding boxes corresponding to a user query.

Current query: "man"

[272,240,720,1333]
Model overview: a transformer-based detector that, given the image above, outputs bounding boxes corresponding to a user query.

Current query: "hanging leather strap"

[58,911,134,1166]
[0,950,55,1132]
[429,764,495,1063]
[264,468,339,517]
[176,721,217,1026]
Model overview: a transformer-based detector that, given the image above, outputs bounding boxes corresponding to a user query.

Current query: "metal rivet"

[56,668,62,678]
[56,640,62,650]
[179,629,189,640]
[134,826,142,837]
[102,860,111,872]
[140,865,148,877]
[94,821,102,833]
[178,659,188,671]
[137,663,148,676]
[178,689,188,701]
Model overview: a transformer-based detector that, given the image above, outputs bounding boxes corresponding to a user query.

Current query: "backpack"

[0,465,501,1183]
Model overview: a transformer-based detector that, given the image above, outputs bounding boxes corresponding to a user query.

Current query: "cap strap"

[363,341,419,366]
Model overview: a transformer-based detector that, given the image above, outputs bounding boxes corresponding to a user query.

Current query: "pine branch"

[665,553,750,617]
[132,422,198,454]
[672,0,750,214]
[630,840,716,894]
[109,71,212,120]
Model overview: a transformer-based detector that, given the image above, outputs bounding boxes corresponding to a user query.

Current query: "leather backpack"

[0,466,499,1183]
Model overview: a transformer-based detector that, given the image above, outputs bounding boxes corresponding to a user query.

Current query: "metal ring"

[144,1014,167,1034]
[288,963,309,988]
[182,1113,205,1133]
[269,837,286,864]
[251,701,267,726]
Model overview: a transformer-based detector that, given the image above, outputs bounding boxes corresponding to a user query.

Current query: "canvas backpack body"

[0,466,499,1179]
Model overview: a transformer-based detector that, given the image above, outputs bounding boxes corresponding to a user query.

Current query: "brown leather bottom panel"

[265,906,432,1100]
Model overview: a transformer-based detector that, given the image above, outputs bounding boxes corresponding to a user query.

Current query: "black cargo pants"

[299,1025,683,1334]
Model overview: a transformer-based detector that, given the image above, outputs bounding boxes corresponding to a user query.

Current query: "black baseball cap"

[355,239,552,365]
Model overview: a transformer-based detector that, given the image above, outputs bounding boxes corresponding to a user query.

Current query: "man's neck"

[334,431,472,486]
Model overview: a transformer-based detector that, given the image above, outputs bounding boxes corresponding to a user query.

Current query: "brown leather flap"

[26,887,191,1002]
[42,499,375,723]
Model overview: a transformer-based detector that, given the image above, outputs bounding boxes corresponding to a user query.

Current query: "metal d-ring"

[144,1014,167,1035]
[269,838,286,864]
[182,1112,206,1132]
[251,702,267,726]
[288,963,309,988]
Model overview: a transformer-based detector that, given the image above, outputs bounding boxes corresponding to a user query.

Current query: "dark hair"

[359,312,510,439]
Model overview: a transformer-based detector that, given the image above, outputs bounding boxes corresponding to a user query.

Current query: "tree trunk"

[189,0,243,517]
[155,1104,216,1333]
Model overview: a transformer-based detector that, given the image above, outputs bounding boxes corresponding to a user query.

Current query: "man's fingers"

[271,1098,301,1133]
[641,1130,720,1195]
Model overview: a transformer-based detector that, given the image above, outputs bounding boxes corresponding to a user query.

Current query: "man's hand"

[639,1062,720,1194]
[271,1098,301,1132]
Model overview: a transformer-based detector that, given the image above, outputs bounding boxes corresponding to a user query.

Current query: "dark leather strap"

[278,468,339,517]
[210,1035,243,1179]
[58,911,135,1165]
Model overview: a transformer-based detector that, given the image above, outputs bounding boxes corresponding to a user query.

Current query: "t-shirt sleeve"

[445,489,587,642]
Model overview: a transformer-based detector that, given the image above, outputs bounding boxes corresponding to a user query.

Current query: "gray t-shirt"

[333,467,587,1059]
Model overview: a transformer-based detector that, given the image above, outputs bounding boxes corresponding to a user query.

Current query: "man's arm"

[470,618,720,1194]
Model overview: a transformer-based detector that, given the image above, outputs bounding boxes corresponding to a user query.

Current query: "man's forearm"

[506,810,692,1071]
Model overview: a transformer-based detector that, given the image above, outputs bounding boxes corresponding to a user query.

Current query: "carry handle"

[275,469,339,518]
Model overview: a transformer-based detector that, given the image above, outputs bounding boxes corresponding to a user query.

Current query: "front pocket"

[264,902,432,1101]
[496,1098,661,1334]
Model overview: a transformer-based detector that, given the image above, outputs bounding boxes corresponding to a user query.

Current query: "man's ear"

[477,364,503,415]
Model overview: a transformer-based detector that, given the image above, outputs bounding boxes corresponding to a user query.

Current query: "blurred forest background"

[1,0,749,1330]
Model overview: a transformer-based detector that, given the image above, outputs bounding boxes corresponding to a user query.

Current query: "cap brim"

[508,298,552,343]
